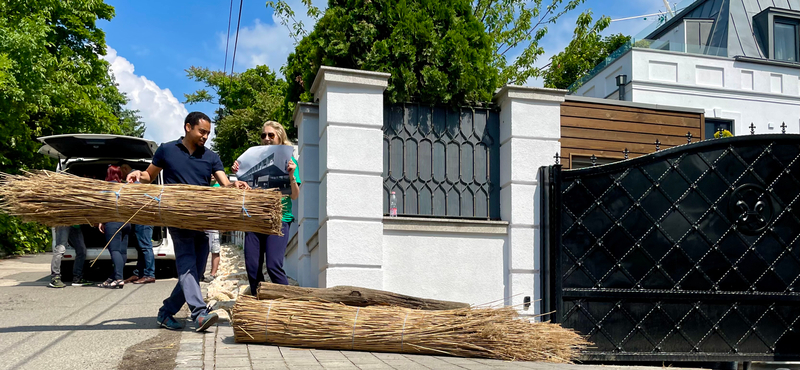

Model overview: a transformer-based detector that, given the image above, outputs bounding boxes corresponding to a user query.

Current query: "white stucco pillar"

[494,85,566,315]
[310,66,390,289]
[294,103,320,287]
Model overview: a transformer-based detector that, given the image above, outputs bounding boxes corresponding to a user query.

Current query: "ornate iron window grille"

[383,103,500,219]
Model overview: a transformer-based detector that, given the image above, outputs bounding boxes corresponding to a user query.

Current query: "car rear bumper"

[61,245,175,261]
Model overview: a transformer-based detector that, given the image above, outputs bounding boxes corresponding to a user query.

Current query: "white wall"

[382,229,507,306]
[289,67,566,313]
[575,48,800,134]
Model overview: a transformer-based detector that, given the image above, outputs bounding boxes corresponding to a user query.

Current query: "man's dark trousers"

[159,228,209,321]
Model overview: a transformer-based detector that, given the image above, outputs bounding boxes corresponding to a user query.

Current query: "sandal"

[98,279,124,289]
[98,278,114,288]
[108,280,124,289]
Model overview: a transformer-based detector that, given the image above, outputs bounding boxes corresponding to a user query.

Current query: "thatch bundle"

[0,171,284,234]
[231,296,588,363]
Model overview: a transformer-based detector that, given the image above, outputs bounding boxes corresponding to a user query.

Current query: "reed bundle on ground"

[0,171,284,234]
[257,282,469,310]
[231,296,588,363]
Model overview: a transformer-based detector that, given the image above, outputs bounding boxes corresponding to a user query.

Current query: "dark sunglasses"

[261,132,276,139]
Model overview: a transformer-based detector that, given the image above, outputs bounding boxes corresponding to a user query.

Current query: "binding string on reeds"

[0,171,284,235]
[231,296,589,363]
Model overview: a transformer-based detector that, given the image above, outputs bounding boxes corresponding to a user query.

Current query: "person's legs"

[243,232,267,295]
[50,226,69,277]
[134,224,155,278]
[264,222,291,285]
[69,226,87,282]
[159,228,208,321]
[208,230,220,277]
[104,222,129,281]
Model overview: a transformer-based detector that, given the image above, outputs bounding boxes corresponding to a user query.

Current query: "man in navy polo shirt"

[127,111,249,332]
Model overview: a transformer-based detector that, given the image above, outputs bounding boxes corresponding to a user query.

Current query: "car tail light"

[64,255,72,258]
[157,253,166,257]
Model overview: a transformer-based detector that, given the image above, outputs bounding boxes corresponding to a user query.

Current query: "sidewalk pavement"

[173,320,696,370]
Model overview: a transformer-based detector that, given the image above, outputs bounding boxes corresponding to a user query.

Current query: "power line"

[230,0,244,80]
[221,0,234,116]
[222,0,234,78]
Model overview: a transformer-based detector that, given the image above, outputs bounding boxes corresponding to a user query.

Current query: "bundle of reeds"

[0,171,284,234]
[231,296,588,363]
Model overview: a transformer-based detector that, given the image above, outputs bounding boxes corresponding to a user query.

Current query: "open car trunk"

[37,134,158,160]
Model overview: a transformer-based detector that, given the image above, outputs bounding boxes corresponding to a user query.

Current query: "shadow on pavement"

[0,316,160,334]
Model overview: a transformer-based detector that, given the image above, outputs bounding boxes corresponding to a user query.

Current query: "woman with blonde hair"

[232,121,300,293]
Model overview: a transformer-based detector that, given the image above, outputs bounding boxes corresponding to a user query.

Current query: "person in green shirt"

[232,121,300,293]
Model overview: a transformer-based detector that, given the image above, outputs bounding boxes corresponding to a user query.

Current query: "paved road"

[0,253,176,370]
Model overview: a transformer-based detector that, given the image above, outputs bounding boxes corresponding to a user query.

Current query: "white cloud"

[104,47,189,145]
[220,0,327,74]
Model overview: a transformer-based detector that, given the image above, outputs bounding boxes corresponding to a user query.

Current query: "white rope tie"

[241,189,251,218]
[265,302,273,340]
[351,308,361,349]
[400,312,410,351]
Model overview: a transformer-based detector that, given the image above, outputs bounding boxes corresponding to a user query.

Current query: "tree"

[272,0,593,104]
[184,65,289,169]
[542,11,630,90]
[473,0,588,85]
[0,0,137,255]
[282,0,498,107]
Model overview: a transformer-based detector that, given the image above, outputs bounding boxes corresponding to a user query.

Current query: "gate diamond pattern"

[542,135,800,362]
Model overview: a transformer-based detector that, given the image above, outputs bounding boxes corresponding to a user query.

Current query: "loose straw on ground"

[231,296,588,363]
[0,171,284,235]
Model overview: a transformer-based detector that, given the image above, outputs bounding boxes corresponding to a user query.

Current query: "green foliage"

[474,0,588,85]
[185,65,289,170]
[542,12,629,90]
[0,215,50,258]
[274,0,591,102]
[282,0,498,106]
[0,0,139,256]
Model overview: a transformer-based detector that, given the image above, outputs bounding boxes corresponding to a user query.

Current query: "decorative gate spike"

[590,154,597,166]
[750,123,756,135]
[623,148,629,159]
[717,126,724,137]
[686,131,692,143]
[781,122,787,134]
[554,152,560,165]
[655,139,661,151]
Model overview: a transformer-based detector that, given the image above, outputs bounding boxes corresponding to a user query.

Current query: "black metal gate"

[541,135,800,362]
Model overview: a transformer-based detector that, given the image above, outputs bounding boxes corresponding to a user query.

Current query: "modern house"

[573,0,800,140]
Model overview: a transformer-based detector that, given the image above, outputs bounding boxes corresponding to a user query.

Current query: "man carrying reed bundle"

[127,112,249,332]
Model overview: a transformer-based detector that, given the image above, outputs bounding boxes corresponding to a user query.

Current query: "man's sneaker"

[48,276,66,288]
[195,311,219,332]
[156,313,183,330]
[71,278,92,286]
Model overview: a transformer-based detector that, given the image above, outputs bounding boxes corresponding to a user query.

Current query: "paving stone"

[176,359,205,367]
[250,364,289,370]
[380,360,429,369]
[216,356,252,367]
[371,353,408,361]
[215,367,252,370]
[180,343,203,352]
[351,364,394,370]
[436,357,483,365]
[287,365,324,370]
[316,360,359,368]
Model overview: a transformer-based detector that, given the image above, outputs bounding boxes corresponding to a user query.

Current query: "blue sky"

[100,0,677,145]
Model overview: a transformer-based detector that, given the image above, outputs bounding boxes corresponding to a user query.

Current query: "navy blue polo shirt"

[152,138,224,186]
